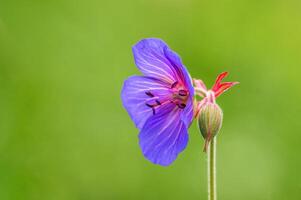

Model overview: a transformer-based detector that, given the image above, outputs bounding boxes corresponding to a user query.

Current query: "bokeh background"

[0,0,300,199]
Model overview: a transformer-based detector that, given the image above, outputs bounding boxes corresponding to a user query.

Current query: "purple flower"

[121,38,194,166]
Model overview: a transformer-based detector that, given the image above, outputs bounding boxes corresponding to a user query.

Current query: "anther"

[145,91,154,97]
[146,103,154,108]
[177,103,186,109]
[171,81,178,89]
[178,90,188,96]
[152,108,156,115]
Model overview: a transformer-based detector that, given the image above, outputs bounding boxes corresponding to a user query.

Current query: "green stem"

[208,137,217,200]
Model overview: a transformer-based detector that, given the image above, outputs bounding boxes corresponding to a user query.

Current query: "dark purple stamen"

[178,89,188,96]
[146,102,158,115]
[145,89,162,114]
[177,103,186,109]
[171,81,178,88]
[146,103,154,108]
[145,91,154,97]
[152,108,156,115]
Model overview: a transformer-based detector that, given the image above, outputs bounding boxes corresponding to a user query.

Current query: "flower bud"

[197,103,223,140]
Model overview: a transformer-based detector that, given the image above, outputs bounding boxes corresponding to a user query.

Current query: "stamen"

[171,81,178,88]
[145,99,160,115]
[177,103,186,109]
[152,108,156,115]
[146,103,154,108]
[178,90,188,96]
[145,91,154,97]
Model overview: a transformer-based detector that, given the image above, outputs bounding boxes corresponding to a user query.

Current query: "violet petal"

[139,103,189,166]
[121,76,171,129]
[133,38,180,84]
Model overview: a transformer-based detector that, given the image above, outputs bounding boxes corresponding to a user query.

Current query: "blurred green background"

[0,0,300,199]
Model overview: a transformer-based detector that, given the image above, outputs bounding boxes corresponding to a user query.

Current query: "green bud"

[197,103,223,140]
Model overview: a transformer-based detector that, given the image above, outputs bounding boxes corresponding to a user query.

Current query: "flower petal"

[163,46,194,94]
[211,72,239,98]
[163,47,195,127]
[121,76,171,129]
[180,97,194,127]
[133,38,184,84]
[139,103,189,166]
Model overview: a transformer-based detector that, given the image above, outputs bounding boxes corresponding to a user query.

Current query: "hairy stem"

[207,137,217,200]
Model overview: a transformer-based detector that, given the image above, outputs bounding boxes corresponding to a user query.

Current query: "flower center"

[144,81,189,115]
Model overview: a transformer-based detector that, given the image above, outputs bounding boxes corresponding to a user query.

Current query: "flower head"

[121,38,238,166]
[121,38,194,166]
